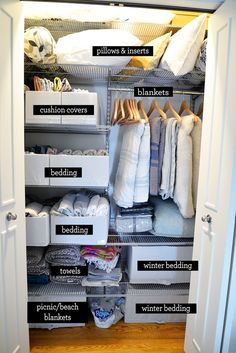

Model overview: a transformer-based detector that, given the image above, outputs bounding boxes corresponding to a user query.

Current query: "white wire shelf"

[24,123,110,134]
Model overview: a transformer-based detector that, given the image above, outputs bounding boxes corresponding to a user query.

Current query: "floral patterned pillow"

[24,26,56,64]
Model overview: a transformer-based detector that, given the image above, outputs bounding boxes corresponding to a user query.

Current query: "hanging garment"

[113,122,150,208]
[191,118,202,209]
[158,119,167,191]
[159,117,175,199]
[174,115,195,218]
[149,116,162,196]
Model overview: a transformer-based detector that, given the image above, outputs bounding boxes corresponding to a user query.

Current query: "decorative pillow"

[24,26,56,64]
[128,32,172,70]
[56,29,142,67]
[195,39,207,72]
[159,14,207,76]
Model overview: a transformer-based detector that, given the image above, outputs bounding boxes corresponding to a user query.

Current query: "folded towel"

[82,254,119,273]
[151,197,195,237]
[50,275,82,284]
[74,192,90,216]
[159,118,175,200]
[58,193,76,216]
[45,245,81,265]
[27,247,45,265]
[174,115,195,218]
[86,195,100,216]
[38,205,51,217]
[25,202,43,217]
[114,122,149,208]
[27,258,49,275]
[96,197,109,216]
[27,274,50,285]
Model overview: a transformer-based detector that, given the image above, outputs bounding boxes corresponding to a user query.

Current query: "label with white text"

[136,303,197,314]
[134,86,173,97]
[28,302,88,323]
[33,105,94,115]
[92,46,153,56]
[50,265,88,276]
[45,168,82,178]
[137,261,198,271]
[56,225,93,236]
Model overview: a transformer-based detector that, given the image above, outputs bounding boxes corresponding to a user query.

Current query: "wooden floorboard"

[30,321,186,353]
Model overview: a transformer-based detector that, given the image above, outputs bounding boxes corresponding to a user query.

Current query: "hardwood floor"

[30,320,186,353]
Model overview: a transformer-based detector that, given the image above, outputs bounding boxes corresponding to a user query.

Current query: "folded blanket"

[50,201,63,216]
[45,245,81,265]
[82,265,122,286]
[191,119,202,210]
[58,193,76,216]
[38,205,51,217]
[159,118,175,200]
[174,115,194,218]
[25,202,43,217]
[169,121,179,198]
[72,149,83,155]
[96,197,109,216]
[149,116,161,196]
[80,246,118,261]
[114,122,149,208]
[74,192,90,216]
[151,197,195,237]
[82,254,119,273]
[27,247,45,265]
[86,195,100,216]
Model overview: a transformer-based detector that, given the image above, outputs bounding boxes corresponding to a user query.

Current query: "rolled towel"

[97,149,108,156]
[83,149,97,156]
[25,202,43,217]
[38,206,51,217]
[72,149,83,155]
[58,193,76,216]
[96,197,109,216]
[74,192,90,216]
[86,195,100,216]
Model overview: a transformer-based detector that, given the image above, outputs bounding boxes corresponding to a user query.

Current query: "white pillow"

[159,14,207,76]
[56,29,142,67]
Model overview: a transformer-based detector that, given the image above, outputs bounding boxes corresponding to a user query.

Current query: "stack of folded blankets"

[25,202,51,217]
[27,247,50,284]
[45,245,85,284]
[80,246,120,273]
[82,264,122,287]
[50,191,109,217]
[25,145,108,156]
[116,202,154,233]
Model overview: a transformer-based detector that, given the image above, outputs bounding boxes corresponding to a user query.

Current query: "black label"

[137,261,198,271]
[28,301,88,323]
[92,46,153,56]
[33,105,94,115]
[45,168,82,178]
[56,225,93,235]
[136,303,197,314]
[134,87,173,97]
[50,265,88,276]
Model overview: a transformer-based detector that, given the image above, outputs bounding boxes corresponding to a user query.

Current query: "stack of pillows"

[24,14,207,76]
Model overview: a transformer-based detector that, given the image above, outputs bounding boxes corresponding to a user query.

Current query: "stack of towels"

[82,264,122,287]
[50,191,109,217]
[25,202,50,217]
[80,246,120,273]
[27,247,50,284]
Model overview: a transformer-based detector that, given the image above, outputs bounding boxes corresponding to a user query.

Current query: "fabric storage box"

[49,155,109,187]
[26,216,50,246]
[28,282,87,328]
[61,92,99,125]
[50,214,109,245]
[25,91,61,124]
[127,245,193,284]
[125,284,189,323]
[25,154,50,185]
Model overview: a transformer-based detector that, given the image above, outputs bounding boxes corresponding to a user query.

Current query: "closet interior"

[24,2,207,331]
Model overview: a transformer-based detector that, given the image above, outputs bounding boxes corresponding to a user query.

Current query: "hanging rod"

[108,87,204,95]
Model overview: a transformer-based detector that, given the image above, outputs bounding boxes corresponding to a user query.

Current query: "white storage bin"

[49,155,109,187]
[50,214,109,245]
[127,245,193,284]
[25,154,50,185]
[61,92,99,125]
[25,91,61,124]
[26,216,50,246]
[125,285,189,323]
